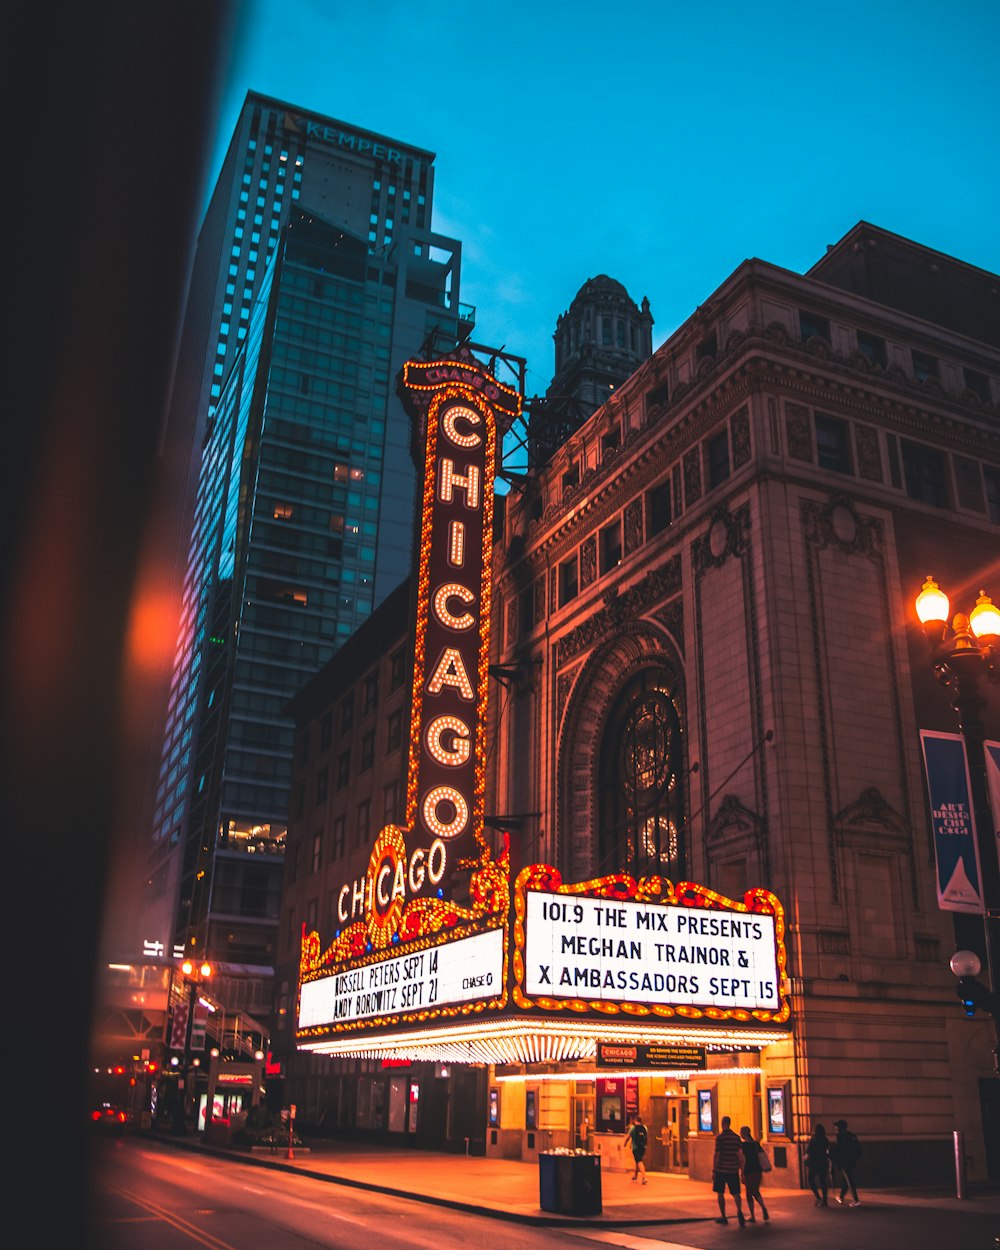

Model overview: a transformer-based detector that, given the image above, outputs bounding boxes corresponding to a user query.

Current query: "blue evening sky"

[205,0,999,404]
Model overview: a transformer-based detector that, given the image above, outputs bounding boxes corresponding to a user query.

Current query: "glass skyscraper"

[142,93,470,1013]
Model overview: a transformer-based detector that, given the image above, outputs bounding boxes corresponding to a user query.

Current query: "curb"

[149,1133,716,1227]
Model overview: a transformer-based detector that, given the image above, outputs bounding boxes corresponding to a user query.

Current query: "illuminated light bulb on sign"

[441,405,482,448]
[438,459,481,509]
[425,715,472,766]
[448,522,466,568]
[432,584,475,630]
[426,647,475,700]
[422,786,470,839]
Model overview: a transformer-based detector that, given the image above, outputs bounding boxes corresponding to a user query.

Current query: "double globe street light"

[170,957,213,1130]
[914,577,1000,1066]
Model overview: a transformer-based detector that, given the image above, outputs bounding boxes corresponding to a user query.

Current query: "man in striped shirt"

[712,1115,746,1225]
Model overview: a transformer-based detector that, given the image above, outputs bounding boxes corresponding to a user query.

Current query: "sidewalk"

[151,1132,1000,1228]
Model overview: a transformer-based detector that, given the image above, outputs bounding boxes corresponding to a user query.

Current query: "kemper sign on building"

[296,352,790,1065]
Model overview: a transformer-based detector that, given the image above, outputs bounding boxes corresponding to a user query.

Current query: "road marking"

[563,1233,703,1250]
[100,1183,239,1250]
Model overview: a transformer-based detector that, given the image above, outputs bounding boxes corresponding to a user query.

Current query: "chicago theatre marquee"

[295,352,792,1173]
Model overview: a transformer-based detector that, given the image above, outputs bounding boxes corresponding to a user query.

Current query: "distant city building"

[139,94,471,1024]
[528,274,653,468]
[277,223,1000,1184]
[170,92,437,479]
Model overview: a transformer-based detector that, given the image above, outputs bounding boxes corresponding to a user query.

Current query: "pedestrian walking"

[806,1123,831,1207]
[831,1118,862,1206]
[712,1115,746,1225]
[739,1125,770,1222]
[622,1113,648,1183]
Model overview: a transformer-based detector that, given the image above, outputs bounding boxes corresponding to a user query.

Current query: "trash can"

[538,1150,602,1215]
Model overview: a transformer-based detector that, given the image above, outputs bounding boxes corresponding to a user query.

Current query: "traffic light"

[957,976,999,1019]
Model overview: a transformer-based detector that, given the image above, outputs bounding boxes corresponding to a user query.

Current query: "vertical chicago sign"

[297,354,521,1042]
[401,356,521,894]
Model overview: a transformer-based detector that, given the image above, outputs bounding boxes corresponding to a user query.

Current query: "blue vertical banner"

[986,741,1000,886]
[919,730,984,914]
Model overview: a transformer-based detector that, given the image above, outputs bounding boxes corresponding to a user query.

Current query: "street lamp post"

[172,958,212,1131]
[914,577,1000,1066]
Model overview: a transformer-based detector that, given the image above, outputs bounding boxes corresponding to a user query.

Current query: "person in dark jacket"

[805,1124,831,1207]
[831,1119,862,1206]
[739,1125,770,1222]
[712,1115,746,1225]
[622,1113,648,1183]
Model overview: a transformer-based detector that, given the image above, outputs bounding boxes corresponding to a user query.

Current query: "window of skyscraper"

[647,480,671,537]
[984,467,1000,523]
[364,673,379,714]
[559,555,579,606]
[707,428,731,488]
[696,331,717,361]
[963,368,991,402]
[799,311,830,343]
[600,520,622,574]
[902,439,948,506]
[857,329,887,367]
[356,799,371,846]
[815,414,852,474]
[390,648,406,691]
[332,815,346,860]
[912,349,939,382]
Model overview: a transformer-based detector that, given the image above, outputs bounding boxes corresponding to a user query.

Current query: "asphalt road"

[89,1136,1000,1250]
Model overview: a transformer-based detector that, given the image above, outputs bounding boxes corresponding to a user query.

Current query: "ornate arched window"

[597,668,685,879]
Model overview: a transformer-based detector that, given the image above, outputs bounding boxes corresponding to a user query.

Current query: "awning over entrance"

[297,1015,790,1065]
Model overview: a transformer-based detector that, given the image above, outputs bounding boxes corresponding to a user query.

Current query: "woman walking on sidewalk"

[806,1124,831,1207]
[739,1125,769,1222]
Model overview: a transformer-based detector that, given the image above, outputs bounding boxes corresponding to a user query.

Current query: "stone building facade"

[489,222,999,1184]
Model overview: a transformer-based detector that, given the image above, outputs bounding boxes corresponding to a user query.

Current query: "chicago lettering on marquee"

[297,354,521,1040]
